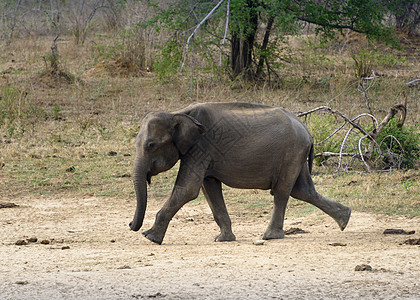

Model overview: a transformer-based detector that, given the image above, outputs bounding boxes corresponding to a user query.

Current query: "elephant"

[129,102,351,244]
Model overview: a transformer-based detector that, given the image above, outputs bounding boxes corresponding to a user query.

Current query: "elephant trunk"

[129,159,149,231]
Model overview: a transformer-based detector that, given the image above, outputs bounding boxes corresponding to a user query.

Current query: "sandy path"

[1,196,419,299]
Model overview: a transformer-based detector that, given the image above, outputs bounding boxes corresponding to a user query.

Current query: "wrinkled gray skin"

[129,102,351,244]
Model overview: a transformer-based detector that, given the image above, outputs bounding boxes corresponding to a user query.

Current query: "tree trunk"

[256,16,275,78]
[230,0,258,77]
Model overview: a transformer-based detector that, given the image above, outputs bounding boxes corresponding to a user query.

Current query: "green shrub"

[0,86,21,125]
[0,86,44,138]
[306,114,341,166]
[153,38,182,81]
[352,49,407,78]
[374,118,419,169]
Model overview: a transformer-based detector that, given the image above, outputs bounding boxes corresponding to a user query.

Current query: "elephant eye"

[146,141,156,151]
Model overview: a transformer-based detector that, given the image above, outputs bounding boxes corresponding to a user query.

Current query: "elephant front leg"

[143,185,200,244]
[202,177,236,242]
[263,193,289,240]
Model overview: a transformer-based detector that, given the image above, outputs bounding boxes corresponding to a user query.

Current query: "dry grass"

[0,34,419,217]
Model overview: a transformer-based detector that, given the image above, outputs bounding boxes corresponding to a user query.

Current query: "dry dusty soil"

[1,196,420,299]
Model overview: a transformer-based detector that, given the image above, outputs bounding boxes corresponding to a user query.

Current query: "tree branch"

[294,15,367,34]
[179,0,226,73]
[406,79,420,87]
[219,0,230,67]
[297,106,375,141]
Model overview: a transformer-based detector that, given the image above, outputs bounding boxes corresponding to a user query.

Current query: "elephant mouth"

[146,171,152,185]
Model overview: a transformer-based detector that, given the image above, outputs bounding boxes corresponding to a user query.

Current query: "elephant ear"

[172,114,206,155]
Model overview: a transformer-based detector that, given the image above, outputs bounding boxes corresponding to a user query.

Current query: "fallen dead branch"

[298,99,408,172]
[406,79,420,87]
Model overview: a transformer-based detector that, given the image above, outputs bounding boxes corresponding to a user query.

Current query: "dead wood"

[298,98,408,172]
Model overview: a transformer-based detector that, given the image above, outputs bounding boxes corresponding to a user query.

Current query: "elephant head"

[129,111,206,231]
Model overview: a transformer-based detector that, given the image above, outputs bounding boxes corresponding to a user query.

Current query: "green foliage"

[142,0,400,80]
[306,114,341,166]
[0,86,20,125]
[402,178,415,191]
[375,118,419,169]
[352,49,407,78]
[0,86,44,139]
[153,38,183,81]
[352,50,373,78]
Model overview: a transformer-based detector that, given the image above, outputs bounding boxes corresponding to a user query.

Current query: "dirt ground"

[1,195,419,300]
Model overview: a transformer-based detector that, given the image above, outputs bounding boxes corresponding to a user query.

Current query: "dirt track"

[1,196,420,299]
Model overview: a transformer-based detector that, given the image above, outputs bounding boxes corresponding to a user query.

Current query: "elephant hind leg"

[202,177,236,242]
[263,160,305,240]
[291,165,351,231]
[262,192,289,240]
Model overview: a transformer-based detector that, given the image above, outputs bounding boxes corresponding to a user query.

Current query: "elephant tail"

[308,143,314,175]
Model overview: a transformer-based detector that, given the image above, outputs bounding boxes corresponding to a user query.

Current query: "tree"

[143,0,403,79]
[392,0,420,35]
[0,0,24,42]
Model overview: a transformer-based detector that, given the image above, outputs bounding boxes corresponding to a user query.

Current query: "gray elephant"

[129,102,351,244]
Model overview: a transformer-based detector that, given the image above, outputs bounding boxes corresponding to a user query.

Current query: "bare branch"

[314,152,356,157]
[358,75,377,115]
[294,16,367,34]
[374,103,407,138]
[179,0,226,73]
[379,135,404,169]
[219,0,230,67]
[297,106,375,142]
[337,127,354,171]
[406,79,420,87]
[358,135,371,172]
[315,122,346,145]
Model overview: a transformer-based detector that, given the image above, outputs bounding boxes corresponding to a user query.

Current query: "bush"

[0,86,21,125]
[374,118,419,169]
[306,114,341,166]
[0,86,44,139]
[92,27,152,76]
[153,38,182,81]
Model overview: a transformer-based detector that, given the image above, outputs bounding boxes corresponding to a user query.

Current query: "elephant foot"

[214,232,236,242]
[142,229,164,245]
[262,228,285,240]
[334,206,352,231]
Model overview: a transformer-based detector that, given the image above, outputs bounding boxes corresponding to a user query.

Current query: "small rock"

[110,239,116,243]
[123,153,131,157]
[383,229,415,235]
[15,240,27,246]
[147,292,164,298]
[65,166,76,173]
[329,242,347,247]
[27,237,38,243]
[402,238,420,245]
[185,217,194,222]
[117,265,131,270]
[0,202,19,209]
[253,240,265,246]
[15,281,29,285]
[61,246,70,250]
[285,227,308,235]
[355,264,373,271]
[108,151,117,156]
[40,240,50,245]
